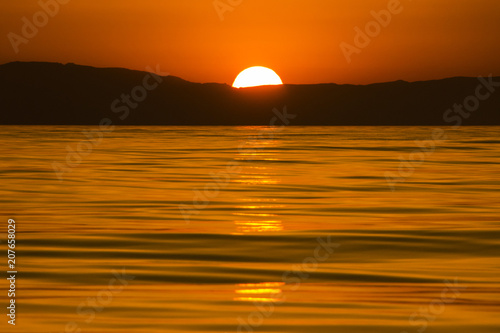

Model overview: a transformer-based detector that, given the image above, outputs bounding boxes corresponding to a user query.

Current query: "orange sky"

[1,0,499,84]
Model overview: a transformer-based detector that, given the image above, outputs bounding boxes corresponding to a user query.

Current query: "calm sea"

[1,126,499,333]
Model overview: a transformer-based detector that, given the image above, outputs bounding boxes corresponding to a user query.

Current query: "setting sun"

[232,66,283,88]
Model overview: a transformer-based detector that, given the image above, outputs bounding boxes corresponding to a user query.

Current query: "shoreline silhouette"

[1,61,499,126]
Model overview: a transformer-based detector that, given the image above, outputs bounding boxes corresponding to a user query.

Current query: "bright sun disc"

[232,66,283,88]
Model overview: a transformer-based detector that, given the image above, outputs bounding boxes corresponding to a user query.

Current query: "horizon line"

[2,61,498,87]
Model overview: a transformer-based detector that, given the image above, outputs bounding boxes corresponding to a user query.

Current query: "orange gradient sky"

[1,0,499,84]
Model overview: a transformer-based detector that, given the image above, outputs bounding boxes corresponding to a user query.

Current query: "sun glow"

[232,66,283,88]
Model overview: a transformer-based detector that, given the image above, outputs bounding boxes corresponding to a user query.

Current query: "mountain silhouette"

[1,62,499,125]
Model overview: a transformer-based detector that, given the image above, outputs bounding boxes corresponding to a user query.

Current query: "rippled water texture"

[1,126,499,333]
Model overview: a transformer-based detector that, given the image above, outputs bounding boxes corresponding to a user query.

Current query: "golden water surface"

[0,126,499,333]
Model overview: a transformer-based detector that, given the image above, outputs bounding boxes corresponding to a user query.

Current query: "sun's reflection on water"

[234,282,285,302]
[233,131,285,234]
